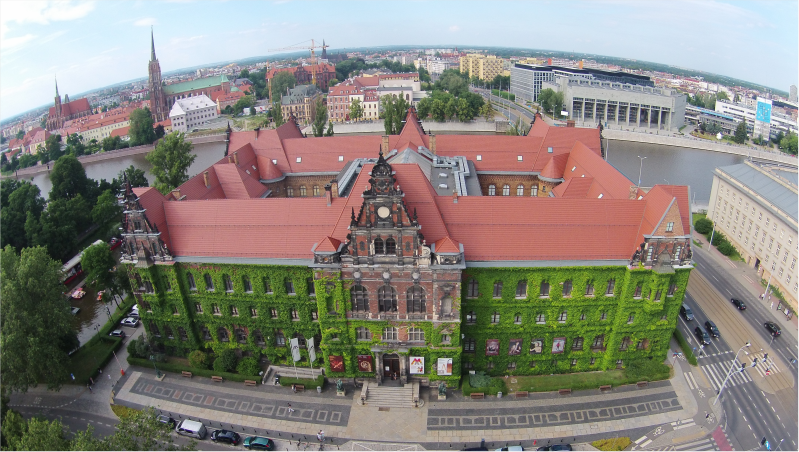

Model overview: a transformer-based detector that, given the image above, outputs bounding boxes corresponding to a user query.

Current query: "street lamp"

[150,354,162,378]
[714,341,751,405]
[637,156,647,187]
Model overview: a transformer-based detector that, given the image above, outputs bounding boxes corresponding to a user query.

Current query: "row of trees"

[416,90,488,122]
[686,91,729,111]
[334,58,431,85]
[537,88,565,118]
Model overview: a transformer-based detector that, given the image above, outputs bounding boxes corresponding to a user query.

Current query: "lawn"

[692,212,707,224]
[503,361,671,393]
[68,338,121,384]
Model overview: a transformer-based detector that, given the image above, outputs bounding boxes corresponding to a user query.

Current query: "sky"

[1,0,797,121]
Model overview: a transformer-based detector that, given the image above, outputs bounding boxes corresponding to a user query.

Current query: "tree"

[312,98,328,137]
[116,165,149,188]
[716,91,729,101]
[49,154,90,201]
[128,107,157,147]
[1,246,78,392]
[82,244,116,300]
[237,357,260,376]
[551,91,564,118]
[270,72,297,101]
[416,97,433,119]
[733,121,748,144]
[445,97,458,119]
[43,134,63,162]
[223,105,233,115]
[15,130,24,140]
[232,95,255,116]
[101,135,124,152]
[145,132,196,194]
[456,98,473,121]
[325,121,334,137]
[431,99,446,122]
[2,413,69,451]
[105,406,193,451]
[154,124,165,139]
[328,78,339,87]
[272,102,285,127]
[380,95,410,135]
[30,195,89,259]
[780,132,797,155]
[188,350,210,369]
[239,69,250,79]
[65,133,86,157]
[1,181,45,250]
[481,102,496,121]
[349,98,364,121]
[213,348,238,372]
[538,88,554,115]
[694,217,713,234]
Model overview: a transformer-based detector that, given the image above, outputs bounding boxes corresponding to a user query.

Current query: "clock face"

[377,206,391,219]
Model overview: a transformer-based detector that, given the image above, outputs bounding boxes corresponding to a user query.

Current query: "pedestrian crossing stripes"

[742,274,754,285]
[671,419,696,430]
[648,436,718,451]
[742,352,782,377]
[701,361,752,391]
[684,372,699,390]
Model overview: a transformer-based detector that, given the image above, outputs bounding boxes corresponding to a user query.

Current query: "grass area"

[692,239,703,248]
[592,437,632,451]
[502,361,671,393]
[111,404,139,419]
[68,337,123,384]
[692,212,707,224]
[126,357,261,383]
[674,330,698,366]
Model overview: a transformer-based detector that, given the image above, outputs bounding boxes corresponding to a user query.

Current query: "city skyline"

[1,0,797,121]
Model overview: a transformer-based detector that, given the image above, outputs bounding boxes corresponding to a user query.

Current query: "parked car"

[211,429,241,445]
[156,414,176,428]
[680,304,694,321]
[71,307,81,316]
[120,317,139,328]
[243,436,276,450]
[495,447,524,451]
[109,329,126,338]
[731,298,746,310]
[536,446,572,451]
[694,326,711,345]
[704,320,720,338]
[764,321,781,336]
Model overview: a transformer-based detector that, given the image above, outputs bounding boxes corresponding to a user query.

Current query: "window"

[466,311,476,324]
[666,222,674,232]
[493,281,503,298]
[231,306,239,316]
[558,311,568,323]
[264,278,272,294]
[535,313,546,324]
[667,284,677,296]
[356,327,372,340]
[502,184,510,196]
[204,274,214,291]
[243,276,252,293]
[374,238,384,254]
[590,357,596,366]
[407,286,426,313]
[378,286,397,312]
[592,335,604,349]
[562,280,573,297]
[195,303,203,314]
[580,313,586,321]
[291,309,299,320]
[313,185,320,197]
[165,280,172,292]
[224,275,233,292]
[463,338,476,353]
[540,281,550,297]
[572,337,584,350]
[463,361,474,370]
[441,334,451,344]
[235,328,247,344]
[200,326,211,341]
[516,280,527,298]
[351,285,369,311]
[276,330,285,346]
[218,327,229,342]
[633,285,642,298]
[150,322,161,337]
[250,307,258,317]
[467,279,479,298]
[212,304,221,315]
[385,238,397,254]
[299,185,307,197]
[606,279,615,295]
[507,362,517,370]
[514,313,522,324]
[488,184,496,196]
[187,273,197,290]
[636,339,648,350]
[270,308,278,318]
[517,185,524,196]
[254,329,265,345]
[531,185,538,196]
[585,282,594,296]
[382,327,398,341]
[408,327,425,342]
[178,327,188,341]
[490,312,500,324]
[285,279,296,295]
[486,362,494,370]
[600,312,607,321]
[654,290,662,301]
[619,336,631,350]
[627,314,634,324]
[143,280,154,294]
[571,359,578,367]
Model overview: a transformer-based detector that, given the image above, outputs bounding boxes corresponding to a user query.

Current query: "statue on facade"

[336,379,343,392]
[438,381,446,396]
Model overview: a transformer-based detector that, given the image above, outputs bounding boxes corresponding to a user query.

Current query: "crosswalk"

[672,437,718,450]
[701,360,752,390]
[743,351,783,377]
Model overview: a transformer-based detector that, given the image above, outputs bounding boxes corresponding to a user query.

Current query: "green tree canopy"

[380,95,410,135]
[145,132,196,194]
[49,154,91,202]
[349,98,363,121]
[232,95,255,115]
[272,102,285,127]
[416,97,433,119]
[28,194,90,259]
[116,165,149,188]
[312,98,328,137]
[325,121,334,137]
[81,242,116,293]
[91,189,122,226]
[481,101,496,121]
[1,246,78,392]
[43,134,63,163]
[1,181,45,250]
[15,130,24,140]
[733,121,748,144]
[780,132,797,155]
[65,133,86,157]
[270,72,297,101]
[128,107,157,147]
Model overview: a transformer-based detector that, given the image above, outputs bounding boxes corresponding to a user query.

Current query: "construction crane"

[268,39,329,87]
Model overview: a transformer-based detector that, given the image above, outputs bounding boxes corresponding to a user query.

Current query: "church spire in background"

[55,75,59,98]
[151,26,157,61]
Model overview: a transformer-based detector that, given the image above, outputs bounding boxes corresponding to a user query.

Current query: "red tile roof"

[132,187,172,248]
[434,237,461,253]
[48,97,91,118]
[110,126,130,138]
[315,236,342,253]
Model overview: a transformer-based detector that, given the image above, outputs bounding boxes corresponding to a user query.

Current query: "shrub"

[709,230,726,246]
[674,330,698,366]
[188,350,210,369]
[213,349,238,373]
[236,357,261,376]
[126,335,150,359]
[694,218,713,234]
[462,372,507,396]
[279,375,325,388]
[717,240,735,256]
[592,438,631,451]
[126,357,259,382]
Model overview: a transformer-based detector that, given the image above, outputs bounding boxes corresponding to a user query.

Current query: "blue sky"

[1,0,797,121]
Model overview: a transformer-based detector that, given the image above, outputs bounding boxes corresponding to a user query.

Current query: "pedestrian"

[292,384,297,393]
[87,384,92,393]
[771,302,774,310]
[108,374,112,382]
[287,402,294,413]
[317,430,325,442]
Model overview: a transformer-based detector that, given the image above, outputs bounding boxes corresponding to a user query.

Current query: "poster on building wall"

[509,339,522,355]
[437,358,453,376]
[290,338,301,362]
[357,355,373,373]
[552,337,566,354]
[329,355,345,372]
[530,339,543,354]
[409,357,424,374]
[486,339,500,356]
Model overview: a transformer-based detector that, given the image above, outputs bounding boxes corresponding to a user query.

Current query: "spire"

[150,26,156,61]
[55,75,59,98]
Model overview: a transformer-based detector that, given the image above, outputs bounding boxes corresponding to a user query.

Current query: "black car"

[764,321,781,337]
[109,329,126,338]
[211,429,241,445]
[156,415,176,428]
[704,320,720,338]
[694,326,711,345]
[536,446,572,451]
[244,436,275,450]
[680,304,694,321]
[731,298,746,310]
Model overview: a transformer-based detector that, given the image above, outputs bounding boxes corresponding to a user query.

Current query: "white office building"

[169,94,217,133]
[716,99,798,140]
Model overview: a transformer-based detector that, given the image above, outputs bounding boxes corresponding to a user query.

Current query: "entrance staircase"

[362,381,421,408]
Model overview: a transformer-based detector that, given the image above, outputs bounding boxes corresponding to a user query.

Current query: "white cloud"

[0,33,37,50]
[134,17,158,27]
[0,1,95,50]
[449,25,460,32]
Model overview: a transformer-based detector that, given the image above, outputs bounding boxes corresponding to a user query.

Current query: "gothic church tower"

[148,28,168,122]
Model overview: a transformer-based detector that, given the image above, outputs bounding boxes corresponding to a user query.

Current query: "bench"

[470,392,485,399]
[294,384,305,392]
[599,385,612,392]
[244,380,257,387]
[515,391,528,398]
[181,371,192,378]
[637,381,648,388]
[211,376,223,382]
[558,388,572,395]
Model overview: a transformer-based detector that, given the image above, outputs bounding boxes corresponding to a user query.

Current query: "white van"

[175,419,207,439]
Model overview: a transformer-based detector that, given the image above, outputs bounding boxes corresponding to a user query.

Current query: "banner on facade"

[486,339,499,356]
[357,355,373,372]
[552,337,566,354]
[307,337,316,363]
[409,356,424,374]
[509,339,522,355]
[437,358,453,376]
[329,355,345,372]
[290,338,301,362]
[530,339,543,354]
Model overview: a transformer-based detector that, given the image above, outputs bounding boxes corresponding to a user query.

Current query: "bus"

[61,240,104,285]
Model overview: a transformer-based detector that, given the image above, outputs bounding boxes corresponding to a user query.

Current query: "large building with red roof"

[45,80,92,131]
[121,109,693,385]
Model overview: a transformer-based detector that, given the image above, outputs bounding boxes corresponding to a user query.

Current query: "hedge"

[69,336,124,384]
[278,375,326,388]
[127,357,261,383]
[592,438,632,451]
[673,330,698,366]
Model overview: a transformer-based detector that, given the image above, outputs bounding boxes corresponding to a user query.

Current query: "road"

[679,248,798,451]
[472,87,536,128]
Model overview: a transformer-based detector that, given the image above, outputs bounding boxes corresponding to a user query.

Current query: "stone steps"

[365,385,416,408]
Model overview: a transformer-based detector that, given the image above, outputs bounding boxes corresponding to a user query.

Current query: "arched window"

[200,326,212,341]
[187,272,196,290]
[356,327,372,340]
[313,185,320,196]
[488,184,496,196]
[493,281,503,298]
[378,286,397,312]
[300,186,307,197]
[531,185,538,197]
[516,280,527,298]
[223,274,233,292]
[217,327,229,342]
[385,238,397,254]
[351,285,369,311]
[286,186,294,197]
[517,184,524,196]
[467,278,479,298]
[235,328,247,343]
[178,327,188,341]
[562,280,573,297]
[253,329,265,345]
[374,238,384,254]
[502,184,510,196]
[407,286,426,313]
[275,330,285,346]
[164,325,174,339]
[204,274,214,291]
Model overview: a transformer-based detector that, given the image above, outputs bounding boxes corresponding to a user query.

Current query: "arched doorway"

[383,353,400,381]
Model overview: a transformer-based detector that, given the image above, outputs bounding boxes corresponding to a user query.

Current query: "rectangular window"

[633,285,642,298]
[536,314,546,324]
[507,362,517,370]
[467,279,478,298]
[270,308,278,318]
[600,312,607,321]
[231,306,238,316]
[204,274,214,291]
[654,290,662,301]
[627,314,634,324]
[493,281,502,298]
[291,309,299,320]
[307,278,315,297]
[540,282,550,297]
[311,310,318,320]
[665,222,674,232]
[212,304,220,315]
[264,278,273,294]
[490,312,500,324]
[572,337,583,350]
[585,283,594,296]
[667,284,677,296]
[463,338,476,353]
[558,311,567,323]
[195,303,203,314]
[286,280,296,295]
[515,281,527,298]
[250,308,257,317]
[562,280,572,297]
[172,305,179,315]
[606,279,615,295]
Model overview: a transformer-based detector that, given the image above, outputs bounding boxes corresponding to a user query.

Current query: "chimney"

[429,134,436,154]
[227,155,233,163]
[331,180,339,197]
[203,171,209,187]
[629,185,638,200]
[254,128,258,140]
[171,188,181,200]
[233,151,239,165]
[452,190,458,203]
[381,135,389,154]
[325,184,332,206]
